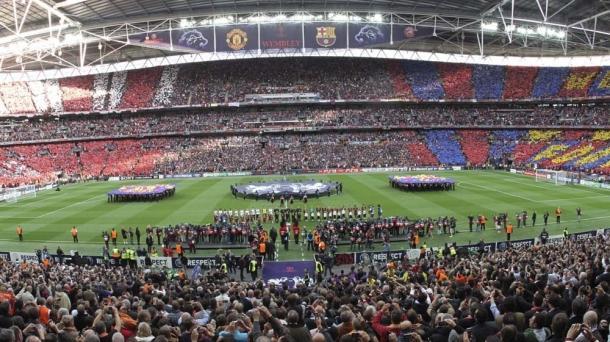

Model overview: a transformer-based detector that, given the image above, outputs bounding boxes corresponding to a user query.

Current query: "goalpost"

[535,169,568,185]
[4,185,37,203]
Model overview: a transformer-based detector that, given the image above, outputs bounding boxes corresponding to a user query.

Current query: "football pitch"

[0,171,608,261]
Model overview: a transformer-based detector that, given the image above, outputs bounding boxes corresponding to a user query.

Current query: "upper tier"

[1,58,610,116]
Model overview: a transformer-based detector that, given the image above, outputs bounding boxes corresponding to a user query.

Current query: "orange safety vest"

[43,259,50,268]
[507,224,513,234]
[259,242,266,253]
[314,235,321,244]
[556,209,561,216]
[111,230,117,238]
[176,244,182,254]
[39,305,50,324]
[71,228,77,236]
[21,261,27,270]
[16,226,22,235]
[319,241,326,251]
[481,216,486,224]
[414,235,419,245]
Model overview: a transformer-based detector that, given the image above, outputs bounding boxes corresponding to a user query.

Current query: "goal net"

[4,185,37,203]
[535,169,568,185]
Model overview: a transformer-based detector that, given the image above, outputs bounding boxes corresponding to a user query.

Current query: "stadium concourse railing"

[0,229,605,270]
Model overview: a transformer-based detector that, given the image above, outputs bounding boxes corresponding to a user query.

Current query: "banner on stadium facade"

[355,250,407,265]
[303,23,347,49]
[318,168,362,174]
[9,252,38,263]
[348,23,390,48]
[496,238,535,252]
[173,255,263,269]
[259,23,302,50]
[128,31,173,50]
[262,260,313,288]
[172,27,214,52]
[569,230,597,241]
[536,234,564,245]
[363,167,411,173]
[202,172,252,178]
[136,257,172,268]
[391,26,434,44]
[462,242,496,254]
[164,173,203,178]
[215,25,258,52]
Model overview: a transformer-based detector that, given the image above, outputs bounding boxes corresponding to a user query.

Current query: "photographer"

[388,321,423,342]
[181,316,214,342]
[372,303,405,342]
[91,302,121,342]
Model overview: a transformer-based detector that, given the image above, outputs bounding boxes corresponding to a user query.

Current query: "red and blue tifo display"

[106,184,177,202]
[388,175,456,192]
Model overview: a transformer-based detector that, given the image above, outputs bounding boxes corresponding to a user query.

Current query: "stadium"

[0,0,610,341]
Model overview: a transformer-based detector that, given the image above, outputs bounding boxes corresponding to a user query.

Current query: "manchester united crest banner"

[348,23,391,47]
[259,23,303,50]
[303,22,347,49]
[215,25,258,52]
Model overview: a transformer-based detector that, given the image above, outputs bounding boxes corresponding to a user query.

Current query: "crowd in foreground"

[0,231,608,342]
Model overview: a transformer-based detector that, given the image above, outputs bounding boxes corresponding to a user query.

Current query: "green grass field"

[1,171,609,261]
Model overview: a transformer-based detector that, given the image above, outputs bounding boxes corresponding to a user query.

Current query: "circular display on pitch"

[234,180,339,197]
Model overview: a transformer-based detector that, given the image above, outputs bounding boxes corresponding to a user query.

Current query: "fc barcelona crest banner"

[303,23,347,49]
[259,23,302,50]
[348,23,390,47]
[215,25,258,52]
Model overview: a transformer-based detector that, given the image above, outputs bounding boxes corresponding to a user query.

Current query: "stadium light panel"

[481,22,498,31]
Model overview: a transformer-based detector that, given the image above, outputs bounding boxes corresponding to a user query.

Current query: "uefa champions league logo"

[236,180,339,196]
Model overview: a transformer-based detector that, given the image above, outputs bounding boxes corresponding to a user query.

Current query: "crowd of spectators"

[118,68,163,110]
[532,68,571,99]
[0,82,37,115]
[488,131,521,167]
[388,60,414,100]
[437,63,474,100]
[0,226,609,342]
[152,67,179,108]
[93,74,110,111]
[425,131,467,166]
[59,76,94,113]
[456,130,490,166]
[2,60,610,116]
[502,66,538,100]
[402,61,445,100]
[0,105,606,145]
[108,72,128,111]
[589,66,610,97]
[3,123,610,185]
[472,65,506,100]
[559,67,601,99]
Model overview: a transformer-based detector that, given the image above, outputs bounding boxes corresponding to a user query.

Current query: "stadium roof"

[1,0,610,75]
